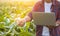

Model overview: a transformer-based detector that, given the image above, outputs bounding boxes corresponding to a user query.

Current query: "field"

[0,0,37,36]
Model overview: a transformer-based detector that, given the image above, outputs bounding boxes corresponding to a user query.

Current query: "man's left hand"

[56,20,60,26]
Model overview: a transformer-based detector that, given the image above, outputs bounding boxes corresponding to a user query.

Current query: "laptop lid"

[32,12,56,26]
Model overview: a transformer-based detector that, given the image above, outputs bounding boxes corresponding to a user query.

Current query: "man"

[17,0,60,36]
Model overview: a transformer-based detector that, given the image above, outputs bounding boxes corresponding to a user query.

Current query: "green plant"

[0,2,36,36]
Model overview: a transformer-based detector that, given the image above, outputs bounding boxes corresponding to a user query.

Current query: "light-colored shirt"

[42,2,52,36]
[45,2,52,13]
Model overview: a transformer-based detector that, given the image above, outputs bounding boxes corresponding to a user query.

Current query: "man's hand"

[16,18,26,27]
[56,20,60,26]
[16,16,31,27]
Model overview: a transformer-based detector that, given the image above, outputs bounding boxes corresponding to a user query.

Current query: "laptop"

[32,12,56,26]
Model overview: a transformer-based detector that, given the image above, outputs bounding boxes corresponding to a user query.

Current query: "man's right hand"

[16,18,26,27]
[16,16,31,27]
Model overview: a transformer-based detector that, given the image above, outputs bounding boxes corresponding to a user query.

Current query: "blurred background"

[0,0,38,36]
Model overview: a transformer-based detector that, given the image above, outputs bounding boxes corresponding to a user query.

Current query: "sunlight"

[0,0,37,2]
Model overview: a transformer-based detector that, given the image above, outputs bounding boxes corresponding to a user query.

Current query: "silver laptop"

[32,12,56,26]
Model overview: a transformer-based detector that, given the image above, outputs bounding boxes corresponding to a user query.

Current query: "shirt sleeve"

[51,2,60,21]
[57,11,60,20]
[28,1,41,18]
[28,11,32,19]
